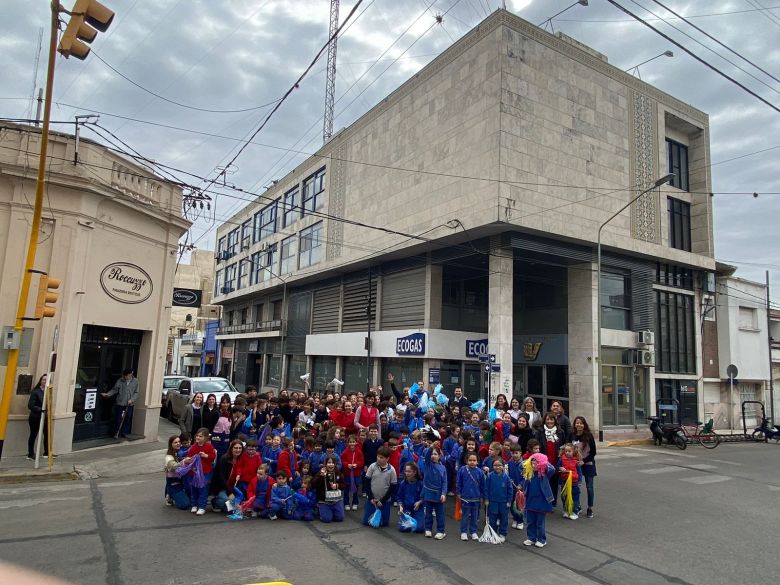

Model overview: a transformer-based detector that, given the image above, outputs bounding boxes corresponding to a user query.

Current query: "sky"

[2,0,780,296]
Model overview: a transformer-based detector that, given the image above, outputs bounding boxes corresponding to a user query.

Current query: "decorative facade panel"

[629,91,659,243]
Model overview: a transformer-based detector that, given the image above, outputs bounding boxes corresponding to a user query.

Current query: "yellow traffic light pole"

[0,2,60,462]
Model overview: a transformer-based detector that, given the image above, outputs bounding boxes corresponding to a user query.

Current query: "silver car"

[165,377,239,422]
[160,375,187,417]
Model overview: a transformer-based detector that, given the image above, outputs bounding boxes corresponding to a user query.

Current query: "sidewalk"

[0,433,168,484]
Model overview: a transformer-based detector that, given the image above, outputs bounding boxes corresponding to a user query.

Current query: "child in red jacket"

[185,427,216,515]
[277,437,299,486]
[558,443,581,520]
[243,464,275,518]
[231,439,261,493]
[342,434,364,510]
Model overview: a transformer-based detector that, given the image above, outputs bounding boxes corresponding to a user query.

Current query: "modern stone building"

[0,122,189,453]
[213,10,716,438]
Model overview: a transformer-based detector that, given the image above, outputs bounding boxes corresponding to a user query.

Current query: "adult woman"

[354,392,380,432]
[493,394,509,417]
[219,393,232,412]
[211,439,243,512]
[514,413,533,453]
[572,416,597,518]
[180,392,204,435]
[550,400,572,443]
[535,412,564,508]
[26,374,49,460]
[507,398,523,423]
[522,396,542,430]
[202,394,220,433]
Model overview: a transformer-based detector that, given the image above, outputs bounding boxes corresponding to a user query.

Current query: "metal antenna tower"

[26,27,44,120]
[323,0,339,144]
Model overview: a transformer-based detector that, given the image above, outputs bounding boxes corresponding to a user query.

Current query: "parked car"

[166,377,239,423]
[160,375,188,417]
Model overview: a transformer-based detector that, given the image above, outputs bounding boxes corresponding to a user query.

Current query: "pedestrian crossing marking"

[679,475,732,485]
[638,467,684,474]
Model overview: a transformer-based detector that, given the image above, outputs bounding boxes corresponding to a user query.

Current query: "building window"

[249,252,262,285]
[268,244,279,278]
[286,355,308,390]
[237,259,249,289]
[280,236,297,274]
[656,290,695,374]
[214,269,222,295]
[241,219,252,249]
[258,201,277,241]
[283,187,299,228]
[227,229,239,256]
[217,236,226,256]
[302,168,325,213]
[739,306,758,330]
[666,138,689,191]
[223,264,237,293]
[266,355,282,387]
[272,300,283,320]
[254,303,264,323]
[656,263,693,289]
[601,271,631,330]
[668,198,691,252]
[298,222,323,268]
[240,307,249,325]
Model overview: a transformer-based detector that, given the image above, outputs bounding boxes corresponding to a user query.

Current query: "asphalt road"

[1,425,779,585]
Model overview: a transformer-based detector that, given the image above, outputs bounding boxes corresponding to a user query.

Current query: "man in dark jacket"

[102,369,139,438]
[27,374,49,459]
[449,387,471,410]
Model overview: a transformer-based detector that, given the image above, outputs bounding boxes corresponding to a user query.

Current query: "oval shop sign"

[100,262,153,304]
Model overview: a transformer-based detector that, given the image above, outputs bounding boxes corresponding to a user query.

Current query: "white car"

[160,375,188,417]
[166,377,239,422]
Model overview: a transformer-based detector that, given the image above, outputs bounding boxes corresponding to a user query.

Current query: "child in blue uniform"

[485,458,514,542]
[269,470,294,520]
[506,445,525,530]
[456,452,485,541]
[522,453,556,548]
[422,446,447,539]
[397,462,424,533]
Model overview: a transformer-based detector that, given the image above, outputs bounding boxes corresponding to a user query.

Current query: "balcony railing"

[217,319,284,335]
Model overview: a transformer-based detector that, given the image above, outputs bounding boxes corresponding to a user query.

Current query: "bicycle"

[680,419,721,449]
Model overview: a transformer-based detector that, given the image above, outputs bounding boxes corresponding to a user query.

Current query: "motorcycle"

[648,416,687,450]
[752,416,780,443]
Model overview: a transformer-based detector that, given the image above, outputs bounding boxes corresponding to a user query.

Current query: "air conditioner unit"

[220,286,234,295]
[634,349,655,367]
[637,330,655,346]
[260,242,269,252]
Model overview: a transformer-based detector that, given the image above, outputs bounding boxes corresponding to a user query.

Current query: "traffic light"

[34,275,61,319]
[58,0,115,60]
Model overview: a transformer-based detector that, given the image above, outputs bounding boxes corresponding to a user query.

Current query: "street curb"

[605,439,654,447]
[0,469,80,484]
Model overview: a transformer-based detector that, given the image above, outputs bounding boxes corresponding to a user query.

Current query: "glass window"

[298,222,323,268]
[249,252,262,286]
[312,356,337,394]
[381,359,423,393]
[666,138,689,191]
[280,236,297,274]
[266,355,282,387]
[667,198,691,252]
[302,168,325,213]
[237,259,249,289]
[241,219,252,248]
[227,229,239,256]
[240,308,248,325]
[253,211,262,242]
[254,304,264,323]
[656,290,695,373]
[283,187,299,228]
[601,271,631,330]
[217,236,226,255]
[272,300,283,320]
[259,201,277,240]
[214,270,222,295]
[223,264,237,292]
[656,263,693,289]
[345,356,371,392]
[286,355,308,390]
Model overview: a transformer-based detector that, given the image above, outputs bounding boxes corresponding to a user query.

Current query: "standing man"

[449,387,471,411]
[102,369,139,439]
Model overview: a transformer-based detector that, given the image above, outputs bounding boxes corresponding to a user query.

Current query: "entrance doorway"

[73,325,142,442]
[512,364,569,414]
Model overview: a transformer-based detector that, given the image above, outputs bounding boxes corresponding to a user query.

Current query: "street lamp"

[625,50,674,79]
[595,173,674,439]
[538,0,588,32]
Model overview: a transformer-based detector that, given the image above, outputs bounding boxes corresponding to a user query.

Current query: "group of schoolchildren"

[164,381,598,549]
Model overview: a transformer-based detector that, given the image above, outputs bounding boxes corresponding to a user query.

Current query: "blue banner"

[396,332,426,356]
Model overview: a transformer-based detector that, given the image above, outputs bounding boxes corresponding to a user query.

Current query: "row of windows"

[215,222,323,294]
[217,168,326,257]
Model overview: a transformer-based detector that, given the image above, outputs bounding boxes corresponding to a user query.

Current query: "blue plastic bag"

[488,407,498,422]
[399,512,417,531]
[368,509,383,528]
[408,383,420,399]
[470,399,486,413]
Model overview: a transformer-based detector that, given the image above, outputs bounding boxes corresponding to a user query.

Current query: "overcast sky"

[3,0,780,297]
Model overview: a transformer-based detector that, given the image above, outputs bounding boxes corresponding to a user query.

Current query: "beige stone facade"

[213,11,716,436]
[0,123,189,454]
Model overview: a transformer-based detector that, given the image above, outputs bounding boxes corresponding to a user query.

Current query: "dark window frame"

[283,187,300,228]
[302,168,325,214]
[667,197,692,252]
[666,138,689,192]
[600,271,632,330]
[655,290,696,374]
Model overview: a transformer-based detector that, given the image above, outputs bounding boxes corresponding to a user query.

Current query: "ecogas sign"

[466,338,489,358]
[396,332,426,356]
[100,262,153,304]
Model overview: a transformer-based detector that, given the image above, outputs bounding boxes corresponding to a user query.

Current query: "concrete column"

[488,240,513,404]
[567,262,600,431]
[425,260,443,329]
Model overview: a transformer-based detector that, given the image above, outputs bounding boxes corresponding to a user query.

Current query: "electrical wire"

[604,0,780,115]
[90,49,284,114]
[557,5,780,22]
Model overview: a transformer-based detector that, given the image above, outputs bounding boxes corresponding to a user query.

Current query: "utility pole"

[365,267,372,391]
[766,271,775,422]
[0,0,114,463]
[323,0,339,144]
